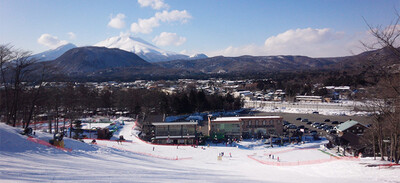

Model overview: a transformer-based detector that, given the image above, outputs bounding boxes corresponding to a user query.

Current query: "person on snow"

[118,135,124,145]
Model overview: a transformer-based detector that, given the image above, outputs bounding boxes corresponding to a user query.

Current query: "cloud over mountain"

[108,13,126,29]
[130,10,191,34]
[67,32,76,40]
[37,33,68,49]
[152,32,186,46]
[207,27,368,57]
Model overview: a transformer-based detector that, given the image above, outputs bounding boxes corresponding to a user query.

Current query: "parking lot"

[254,111,372,136]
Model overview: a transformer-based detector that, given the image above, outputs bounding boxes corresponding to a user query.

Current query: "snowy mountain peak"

[190,53,208,59]
[32,43,77,62]
[94,34,189,62]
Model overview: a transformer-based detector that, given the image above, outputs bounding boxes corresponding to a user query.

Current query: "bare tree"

[0,44,39,127]
[362,11,400,163]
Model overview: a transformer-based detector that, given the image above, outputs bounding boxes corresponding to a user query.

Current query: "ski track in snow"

[0,122,399,183]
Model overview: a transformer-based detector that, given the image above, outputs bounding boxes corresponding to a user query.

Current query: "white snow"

[94,34,189,62]
[246,100,372,116]
[1,122,399,182]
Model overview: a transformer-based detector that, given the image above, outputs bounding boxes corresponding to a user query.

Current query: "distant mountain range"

[157,55,339,74]
[94,34,207,62]
[29,37,398,81]
[33,35,208,63]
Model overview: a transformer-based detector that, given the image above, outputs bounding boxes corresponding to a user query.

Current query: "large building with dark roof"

[209,116,283,139]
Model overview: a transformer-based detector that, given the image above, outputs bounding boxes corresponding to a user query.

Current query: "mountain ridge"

[94,34,190,62]
[31,43,77,62]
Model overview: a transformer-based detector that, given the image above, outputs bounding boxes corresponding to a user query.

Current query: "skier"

[118,135,124,145]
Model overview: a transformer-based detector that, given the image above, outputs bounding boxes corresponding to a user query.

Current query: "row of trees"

[0,81,243,130]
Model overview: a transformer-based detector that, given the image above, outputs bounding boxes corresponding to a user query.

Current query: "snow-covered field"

[1,122,399,183]
[245,100,371,116]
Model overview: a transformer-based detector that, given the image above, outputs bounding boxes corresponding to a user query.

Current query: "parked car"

[283,121,290,126]
[297,125,305,129]
[301,118,309,122]
[310,130,317,135]
[328,129,337,134]
[312,122,320,128]
[306,122,312,125]
[288,124,297,129]
[324,119,330,122]
[331,121,339,124]
[312,111,319,114]
[296,117,302,120]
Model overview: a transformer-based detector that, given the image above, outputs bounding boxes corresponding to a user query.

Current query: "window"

[263,120,266,125]
[249,121,252,125]
[256,120,259,125]
[270,120,273,125]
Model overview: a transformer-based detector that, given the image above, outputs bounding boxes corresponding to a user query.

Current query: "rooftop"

[336,120,366,132]
[212,116,282,122]
[152,122,198,126]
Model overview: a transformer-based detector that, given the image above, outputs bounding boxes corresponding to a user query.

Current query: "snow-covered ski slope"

[0,122,399,183]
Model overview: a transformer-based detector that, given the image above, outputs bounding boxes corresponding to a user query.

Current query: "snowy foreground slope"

[1,123,399,183]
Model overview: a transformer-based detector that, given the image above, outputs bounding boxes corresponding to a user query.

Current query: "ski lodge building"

[151,121,198,145]
[208,116,284,139]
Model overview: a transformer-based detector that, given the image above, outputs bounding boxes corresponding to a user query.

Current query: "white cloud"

[138,0,169,10]
[108,13,126,29]
[155,10,191,23]
[37,34,68,49]
[264,28,343,49]
[67,32,76,40]
[130,10,191,34]
[207,28,368,57]
[152,32,186,46]
[131,17,160,34]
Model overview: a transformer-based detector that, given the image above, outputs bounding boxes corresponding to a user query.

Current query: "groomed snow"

[1,122,399,183]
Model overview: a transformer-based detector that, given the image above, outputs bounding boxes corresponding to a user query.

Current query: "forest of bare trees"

[361,12,400,163]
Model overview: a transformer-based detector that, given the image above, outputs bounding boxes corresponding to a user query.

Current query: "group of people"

[268,154,280,162]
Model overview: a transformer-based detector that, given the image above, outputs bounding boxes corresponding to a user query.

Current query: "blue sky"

[1,0,399,57]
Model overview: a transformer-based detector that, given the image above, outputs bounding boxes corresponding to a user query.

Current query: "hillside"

[157,55,338,74]
[49,46,154,75]
[0,122,399,182]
